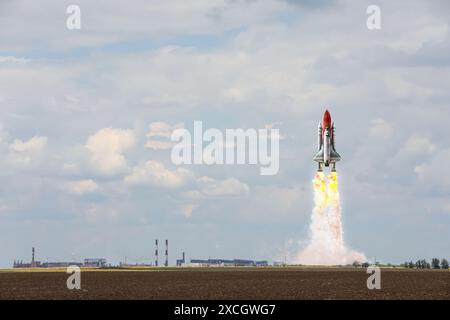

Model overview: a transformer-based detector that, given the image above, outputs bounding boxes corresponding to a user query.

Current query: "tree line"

[402,258,449,269]
[351,258,449,269]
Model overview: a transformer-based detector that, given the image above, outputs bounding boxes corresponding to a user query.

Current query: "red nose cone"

[323,110,331,129]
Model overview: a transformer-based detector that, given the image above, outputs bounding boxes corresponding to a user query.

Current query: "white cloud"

[8,136,48,166]
[399,136,436,156]
[0,56,30,64]
[124,159,249,198]
[145,122,183,150]
[388,17,449,53]
[229,185,309,223]
[0,0,287,52]
[255,185,306,213]
[86,128,135,176]
[147,122,184,138]
[181,203,197,218]
[125,160,193,188]
[369,118,393,140]
[180,190,205,200]
[64,179,99,195]
[145,140,176,150]
[83,204,120,225]
[198,176,249,196]
[414,148,450,192]
[384,74,433,100]
[9,136,47,153]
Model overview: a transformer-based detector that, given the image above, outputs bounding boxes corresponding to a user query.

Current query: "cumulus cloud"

[0,0,287,52]
[368,118,393,140]
[125,160,193,188]
[124,158,249,196]
[0,56,30,64]
[180,190,205,200]
[198,176,249,196]
[414,148,450,192]
[64,179,99,195]
[387,17,449,53]
[8,136,48,166]
[86,128,135,176]
[181,203,197,218]
[145,122,183,150]
[398,136,436,156]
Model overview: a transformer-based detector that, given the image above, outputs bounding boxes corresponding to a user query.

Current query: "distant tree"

[415,259,430,269]
[421,259,429,269]
[352,261,361,268]
[441,259,449,269]
[420,259,430,269]
[415,260,422,269]
[431,258,441,269]
[408,261,414,269]
[361,262,370,268]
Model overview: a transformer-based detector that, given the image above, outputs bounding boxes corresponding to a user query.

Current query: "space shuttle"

[313,110,341,172]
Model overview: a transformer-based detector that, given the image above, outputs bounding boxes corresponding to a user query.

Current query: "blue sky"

[0,0,449,267]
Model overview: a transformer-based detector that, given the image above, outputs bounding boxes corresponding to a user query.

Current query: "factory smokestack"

[31,247,35,268]
[155,239,158,267]
[165,239,168,267]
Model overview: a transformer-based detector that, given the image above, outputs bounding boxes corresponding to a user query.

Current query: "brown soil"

[0,267,448,300]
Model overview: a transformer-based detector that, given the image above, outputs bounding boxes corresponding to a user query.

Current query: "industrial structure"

[13,260,83,268]
[84,258,107,268]
[31,247,35,268]
[13,248,107,268]
[14,258,106,269]
[165,239,169,267]
[153,239,169,267]
[13,244,272,269]
[155,239,158,267]
[190,259,268,267]
[176,252,186,266]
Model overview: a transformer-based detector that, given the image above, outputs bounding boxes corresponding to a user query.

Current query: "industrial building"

[43,262,83,268]
[13,248,107,268]
[14,259,97,269]
[190,259,268,267]
[83,258,107,268]
[176,252,186,266]
[12,243,271,269]
[13,260,41,268]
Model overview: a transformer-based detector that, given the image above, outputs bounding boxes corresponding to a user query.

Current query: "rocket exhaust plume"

[294,172,366,265]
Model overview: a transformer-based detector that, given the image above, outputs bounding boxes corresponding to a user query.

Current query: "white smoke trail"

[294,172,366,265]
